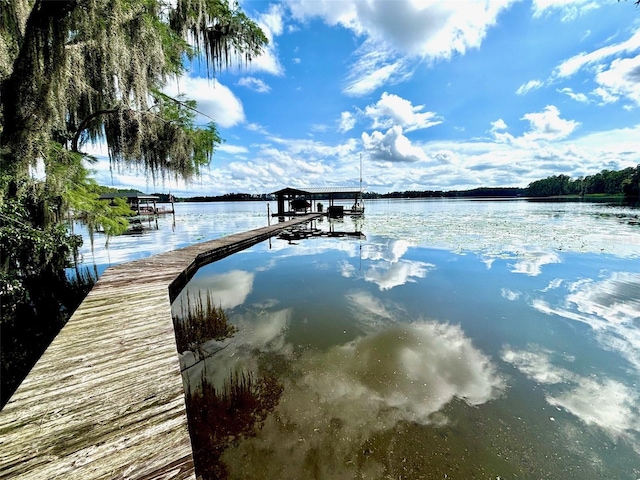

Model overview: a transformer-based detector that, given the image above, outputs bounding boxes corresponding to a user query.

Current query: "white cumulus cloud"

[362,125,428,163]
[163,76,245,128]
[338,111,356,133]
[532,0,601,21]
[521,105,580,142]
[287,0,516,95]
[343,43,413,96]
[490,118,508,131]
[595,54,640,107]
[558,87,589,103]
[516,79,543,95]
[237,76,271,93]
[365,92,442,132]
[554,28,640,79]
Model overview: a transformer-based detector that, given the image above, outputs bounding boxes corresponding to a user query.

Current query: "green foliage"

[0,178,95,407]
[0,180,81,283]
[0,0,266,405]
[0,141,132,405]
[103,93,223,182]
[622,165,640,200]
[0,0,267,184]
[527,167,639,197]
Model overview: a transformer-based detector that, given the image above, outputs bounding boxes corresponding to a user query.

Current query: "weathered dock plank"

[0,215,319,480]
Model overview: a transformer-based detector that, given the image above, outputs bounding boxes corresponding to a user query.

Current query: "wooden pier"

[0,214,320,480]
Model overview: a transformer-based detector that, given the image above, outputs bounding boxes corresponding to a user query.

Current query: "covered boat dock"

[99,191,175,215]
[272,186,364,217]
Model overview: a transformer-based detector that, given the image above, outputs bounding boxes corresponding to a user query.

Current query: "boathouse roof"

[99,191,159,201]
[272,186,364,196]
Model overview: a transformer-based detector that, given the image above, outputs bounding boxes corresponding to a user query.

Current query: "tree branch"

[152,90,217,123]
[71,108,119,153]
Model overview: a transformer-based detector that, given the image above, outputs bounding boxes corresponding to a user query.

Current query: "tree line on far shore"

[175,165,640,202]
[369,165,640,200]
[526,166,639,198]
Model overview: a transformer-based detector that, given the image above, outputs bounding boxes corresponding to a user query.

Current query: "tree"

[527,168,637,198]
[623,165,640,201]
[1,0,266,189]
[527,174,572,197]
[0,0,267,406]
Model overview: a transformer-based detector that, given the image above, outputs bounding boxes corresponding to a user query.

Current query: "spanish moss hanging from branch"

[0,0,266,407]
[1,0,267,188]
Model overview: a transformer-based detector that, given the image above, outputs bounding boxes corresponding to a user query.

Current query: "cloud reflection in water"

[509,250,561,276]
[175,269,255,311]
[364,259,434,290]
[357,238,436,289]
[502,346,640,453]
[181,307,293,393]
[220,319,504,478]
[299,321,504,424]
[504,271,640,453]
[533,271,640,374]
[345,290,395,326]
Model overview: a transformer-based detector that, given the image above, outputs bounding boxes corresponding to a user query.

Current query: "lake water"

[79,199,640,478]
[73,201,278,275]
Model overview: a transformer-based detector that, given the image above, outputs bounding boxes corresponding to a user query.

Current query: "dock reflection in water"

[172,212,640,480]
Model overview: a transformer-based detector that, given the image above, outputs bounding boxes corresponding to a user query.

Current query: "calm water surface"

[73,200,275,275]
[163,199,640,479]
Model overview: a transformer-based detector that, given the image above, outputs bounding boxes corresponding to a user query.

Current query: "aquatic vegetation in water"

[173,293,236,368]
[172,291,237,356]
[186,369,284,480]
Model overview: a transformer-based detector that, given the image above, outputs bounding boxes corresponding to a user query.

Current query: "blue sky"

[89,0,640,196]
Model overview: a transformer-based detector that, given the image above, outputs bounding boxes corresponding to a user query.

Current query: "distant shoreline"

[175,192,631,202]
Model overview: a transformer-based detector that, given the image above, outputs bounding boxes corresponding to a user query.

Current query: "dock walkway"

[0,214,319,480]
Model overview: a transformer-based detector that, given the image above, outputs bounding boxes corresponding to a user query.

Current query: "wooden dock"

[0,214,320,480]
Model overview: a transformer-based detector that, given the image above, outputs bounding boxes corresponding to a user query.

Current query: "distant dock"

[271,186,365,218]
[0,214,319,480]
